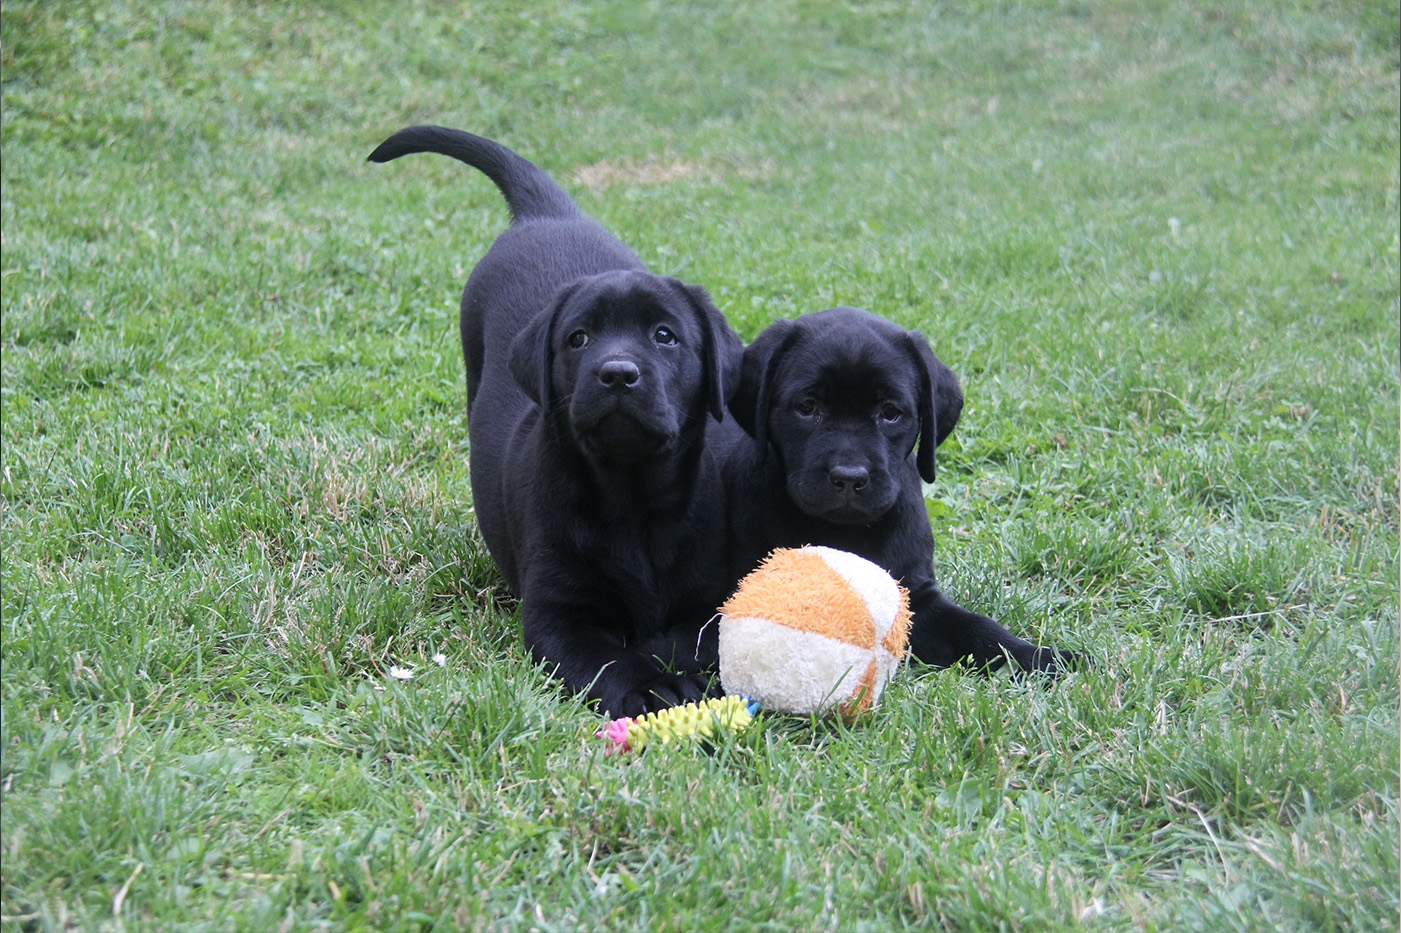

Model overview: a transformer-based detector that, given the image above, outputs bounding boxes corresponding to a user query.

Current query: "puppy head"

[730,306,963,523]
[509,270,741,463]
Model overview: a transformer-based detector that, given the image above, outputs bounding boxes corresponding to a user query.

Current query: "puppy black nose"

[598,359,641,390]
[829,465,869,493]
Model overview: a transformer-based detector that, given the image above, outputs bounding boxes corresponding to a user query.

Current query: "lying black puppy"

[726,306,1075,675]
[369,126,743,716]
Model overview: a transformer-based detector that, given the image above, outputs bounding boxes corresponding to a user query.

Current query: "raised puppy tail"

[367,125,581,223]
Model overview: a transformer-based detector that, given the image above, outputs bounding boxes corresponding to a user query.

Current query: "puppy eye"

[654,326,679,346]
[566,330,589,350]
[879,402,903,423]
[795,398,820,418]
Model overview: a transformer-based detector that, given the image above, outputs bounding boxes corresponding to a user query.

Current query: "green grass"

[3,1,1397,929]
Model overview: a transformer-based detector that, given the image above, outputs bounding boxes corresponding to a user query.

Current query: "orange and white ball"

[718,546,912,722]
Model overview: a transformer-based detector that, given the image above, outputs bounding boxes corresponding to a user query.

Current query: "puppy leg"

[906,582,1079,676]
[634,618,720,676]
[521,598,712,718]
[630,623,721,704]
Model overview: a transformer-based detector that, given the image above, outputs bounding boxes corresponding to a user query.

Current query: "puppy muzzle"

[788,465,898,524]
[571,392,677,462]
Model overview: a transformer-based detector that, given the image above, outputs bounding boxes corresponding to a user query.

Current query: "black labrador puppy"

[725,306,1076,675]
[369,126,743,717]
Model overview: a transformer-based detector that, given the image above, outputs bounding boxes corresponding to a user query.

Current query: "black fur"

[370,126,744,716]
[726,306,1077,675]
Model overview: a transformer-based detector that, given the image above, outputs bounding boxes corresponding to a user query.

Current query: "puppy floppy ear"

[730,319,799,454]
[509,281,580,409]
[670,280,744,421]
[903,330,964,483]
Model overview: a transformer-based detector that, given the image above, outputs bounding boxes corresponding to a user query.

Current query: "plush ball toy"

[718,546,912,723]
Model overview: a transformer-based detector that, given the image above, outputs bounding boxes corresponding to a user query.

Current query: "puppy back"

[368,125,581,223]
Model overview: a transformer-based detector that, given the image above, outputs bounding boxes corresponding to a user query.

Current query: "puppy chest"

[590,529,725,635]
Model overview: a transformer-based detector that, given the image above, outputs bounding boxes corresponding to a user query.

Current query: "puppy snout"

[828,464,870,493]
[598,359,641,391]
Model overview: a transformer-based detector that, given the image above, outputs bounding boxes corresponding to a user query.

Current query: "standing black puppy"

[726,306,1075,674]
[369,126,743,717]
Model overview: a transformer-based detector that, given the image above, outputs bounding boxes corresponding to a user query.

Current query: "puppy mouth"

[810,501,887,525]
[574,409,675,461]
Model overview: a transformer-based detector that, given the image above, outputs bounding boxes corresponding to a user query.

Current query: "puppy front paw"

[1025,645,1083,677]
[604,671,713,719]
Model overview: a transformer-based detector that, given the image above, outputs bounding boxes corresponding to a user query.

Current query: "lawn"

[2,1,1398,930]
